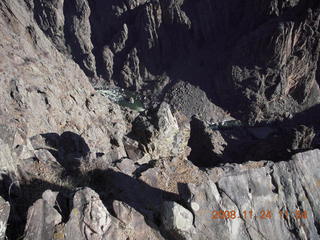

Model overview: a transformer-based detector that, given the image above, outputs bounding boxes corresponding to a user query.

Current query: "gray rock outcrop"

[229,7,320,122]
[63,0,96,77]
[0,0,128,171]
[28,0,320,122]
[130,102,190,160]
[22,187,165,240]
[184,149,320,240]
[33,0,66,52]
[0,196,10,240]
[64,188,112,239]
[1,0,320,239]
[23,190,61,240]
[161,201,194,240]
[17,149,320,240]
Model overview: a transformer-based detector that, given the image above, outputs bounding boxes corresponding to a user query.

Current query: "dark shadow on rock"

[177,182,192,209]
[87,168,178,215]
[279,103,320,128]
[0,167,183,240]
[187,117,221,167]
[188,113,319,168]
[132,160,157,178]
[40,132,60,149]
[59,131,90,172]
[126,108,160,145]
[86,168,184,239]
[41,131,90,175]
[278,104,320,148]
[0,131,92,238]
[0,122,186,239]
[63,0,96,77]
[0,175,72,240]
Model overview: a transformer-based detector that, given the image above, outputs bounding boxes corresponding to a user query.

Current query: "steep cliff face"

[0,0,128,237]
[1,0,320,239]
[30,0,320,122]
[0,0,127,159]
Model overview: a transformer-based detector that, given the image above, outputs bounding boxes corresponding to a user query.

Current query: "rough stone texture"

[0,141,18,175]
[130,102,190,160]
[102,46,114,82]
[64,188,112,240]
[229,7,320,122]
[29,188,164,240]
[0,0,128,168]
[161,201,194,240]
[0,196,10,240]
[111,23,128,54]
[188,116,318,167]
[1,0,320,239]
[120,48,144,90]
[112,200,165,240]
[165,81,230,122]
[123,136,144,161]
[181,149,320,240]
[23,190,61,240]
[63,0,96,77]
[33,0,66,52]
[18,150,320,239]
[27,0,320,122]
[114,158,137,176]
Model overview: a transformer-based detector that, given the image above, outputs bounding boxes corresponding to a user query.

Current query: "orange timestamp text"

[211,209,308,220]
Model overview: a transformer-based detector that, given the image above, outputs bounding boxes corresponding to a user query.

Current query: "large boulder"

[23,190,62,240]
[130,102,190,160]
[22,187,165,240]
[112,200,165,240]
[161,201,194,240]
[64,188,112,239]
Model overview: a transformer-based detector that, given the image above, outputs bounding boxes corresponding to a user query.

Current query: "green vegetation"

[96,87,145,112]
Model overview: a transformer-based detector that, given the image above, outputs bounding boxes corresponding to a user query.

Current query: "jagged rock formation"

[161,201,194,240]
[185,149,320,240]
[0,0,127,174]
[165,81,229,122]
[23,188,164,240]
[130,102,191,160]
[0,0,320,240]
[28,0,320,122]
[188,118,317,167]
[23,190,62,240]
[2,148,320,239]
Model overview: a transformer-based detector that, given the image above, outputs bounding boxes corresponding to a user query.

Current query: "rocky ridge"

[0,0,320,240]
[30,0,320,122]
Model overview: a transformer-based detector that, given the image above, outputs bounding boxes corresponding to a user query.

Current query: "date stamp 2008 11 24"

[211,209,308,220]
